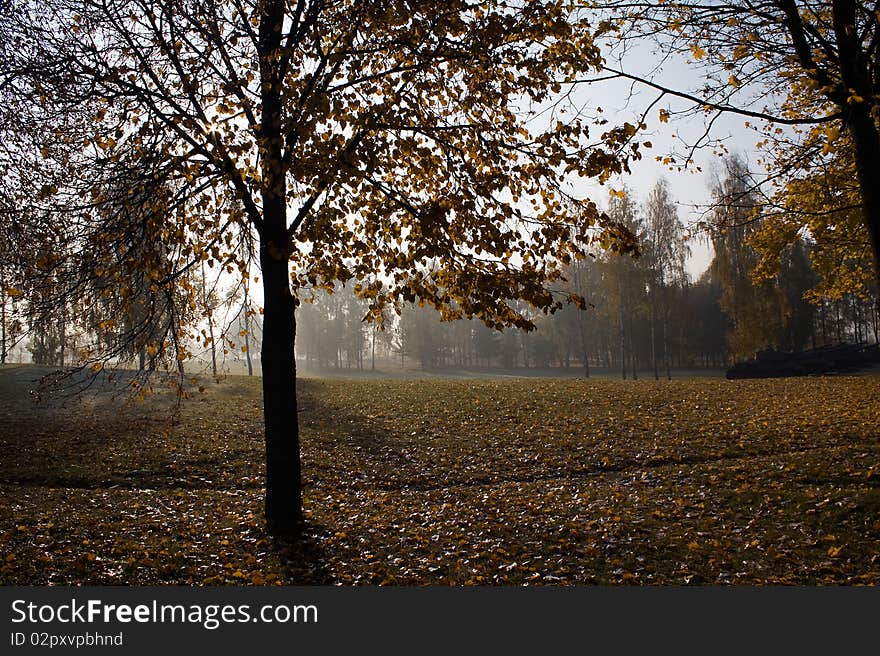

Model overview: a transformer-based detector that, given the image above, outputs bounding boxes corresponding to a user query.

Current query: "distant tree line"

[6,158,876,375]
[296,159,879,377]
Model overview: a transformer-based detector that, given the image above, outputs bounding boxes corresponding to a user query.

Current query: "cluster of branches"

[580,1,880,291]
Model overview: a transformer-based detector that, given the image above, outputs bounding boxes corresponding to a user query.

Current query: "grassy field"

[1,364,879,585]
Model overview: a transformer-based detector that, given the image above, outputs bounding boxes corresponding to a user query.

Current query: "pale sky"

[567,39,769,281]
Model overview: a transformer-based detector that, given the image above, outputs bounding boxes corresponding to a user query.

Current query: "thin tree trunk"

[838,301,843,343]
[650,302,658,380]
[59,317,65,368]
[1,269,6,365]
[821,301,828,345]
[663,308,671,380]
[244,320,253,375]
[166,289,186,377]
[629,314,638,380]
[871,301,880,344]
[201,260,218,378]
[243,285,254,377]
[631,343,638,379]
[577,313,590,379]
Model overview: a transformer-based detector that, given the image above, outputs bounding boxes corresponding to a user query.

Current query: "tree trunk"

[243,297,253,377]
[663,308,671,380]
[259,0,302,537]
[260,229,302,537]
[650,302,658,380]
[241,226,256,378]
[1,269,6,365]
[848,110,880,298]
[836,301,842,343]
[819,301,826,345]
[577,313,590,379]
[619,295,626,379]
[829,1,880,315]
[59,317,65,368]
[201,260,218,378]
[872,299,879,344]
[629,315,638,380]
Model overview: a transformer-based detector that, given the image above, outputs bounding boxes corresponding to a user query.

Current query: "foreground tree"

[3,1,641,535]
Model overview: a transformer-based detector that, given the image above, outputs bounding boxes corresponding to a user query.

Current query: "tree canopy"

[583,1,880,298]
[1,0,644,535]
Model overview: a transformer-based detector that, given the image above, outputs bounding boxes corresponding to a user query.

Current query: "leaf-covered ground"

[1,365,879,585]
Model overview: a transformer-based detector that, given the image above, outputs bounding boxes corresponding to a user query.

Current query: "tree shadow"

[270,525,336,585]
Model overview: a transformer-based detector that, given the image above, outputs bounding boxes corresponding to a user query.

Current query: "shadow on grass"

[298,379,845,495]
[271,527,336,585]
[0,367,337,585]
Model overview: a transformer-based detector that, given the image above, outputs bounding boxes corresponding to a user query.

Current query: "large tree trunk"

[257,0,302,537]
[260,228,302,537]
[846,109,880,287]
[829,1,880,304]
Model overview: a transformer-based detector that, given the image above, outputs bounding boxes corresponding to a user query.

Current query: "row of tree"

[7,153,877,378]
[295,158,879,377]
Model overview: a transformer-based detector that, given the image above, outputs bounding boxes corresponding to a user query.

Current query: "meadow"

[1,365,878,585]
